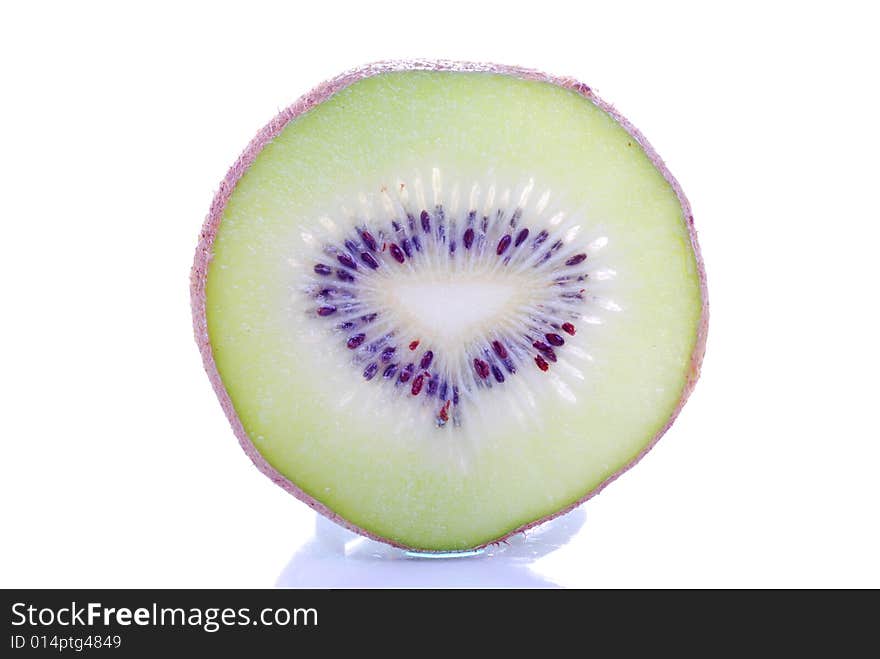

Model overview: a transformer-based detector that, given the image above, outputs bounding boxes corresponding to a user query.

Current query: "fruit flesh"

[197,64,706,551]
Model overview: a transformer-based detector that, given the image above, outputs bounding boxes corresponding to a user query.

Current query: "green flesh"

[205,71,702,550]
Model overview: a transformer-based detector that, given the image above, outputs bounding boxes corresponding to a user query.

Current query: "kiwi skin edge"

[190,60,710,553]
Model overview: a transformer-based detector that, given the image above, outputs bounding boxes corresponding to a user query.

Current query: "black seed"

[360,313,378,325]
[533,230,549,248]
[463,228,475,249]
[347,333,366,349]
[337,253,357,270]
[314,263,332,276]
[514,228,530,247]
[337,269,355,282]
[381,346,396,362]
[467,210,476,224]
[360,230,377,251]
[338,321,356,330]
[392,220,401,232]
[420,210,430,233]
[491,365,505,383]
[363,363,378,380]
[510,208,522,228]
[481,216,489,233]
[390,243,405,263]
[316,306,336,316]
[383,363,398,379]
[546,333,565,347]
[497,234,512,255]
[492,340,508,359]
[566,253,587,266]
[361,252,379,269]
[420,351,434,369]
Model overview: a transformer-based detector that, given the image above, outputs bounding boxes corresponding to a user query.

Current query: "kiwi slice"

[192,61,708,552]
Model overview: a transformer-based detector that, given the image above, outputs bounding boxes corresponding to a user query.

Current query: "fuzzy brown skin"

[191,60,709,553]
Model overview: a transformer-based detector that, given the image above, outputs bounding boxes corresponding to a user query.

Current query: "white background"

[1,1,878,588]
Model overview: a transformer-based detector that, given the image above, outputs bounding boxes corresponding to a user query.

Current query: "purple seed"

[389,243,405,263]
[360,230,377,251]
[398,363,414,384]
[411,373,425,396]
[497,234,512,255]
[347,333,366,349]
[420,210,430,233]
[439,381,448,400]
[452,385,460,405]
[545,333,565,347]
[337,269,355,282]
[363,363,378,380]
[383,363,398,379]
[463,228,475,249]
[392,220,401,232]
[407,213,416,231]
[412,235,422,252]
[491,365,505,383]
[314,263,332,276]
[533,341,557,362]
[337,253,357,270]
[492,340,508,359]
[316,306,336,317]
[533,230,549,248]
[361,252,379,269]
[474,359,490,379]
[338,321,356,330]
[381,346,396,362]
[503,358,517,374]
[514,228,530,247]
[401,238,412,257]
[420,351,434,369]
[344,239,359,254]
[360,313,378,325]
[449,240,456,254]
[566,253,587,266]
[427,376,438,397]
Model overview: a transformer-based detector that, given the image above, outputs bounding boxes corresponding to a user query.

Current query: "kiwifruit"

[191,61,708,552]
